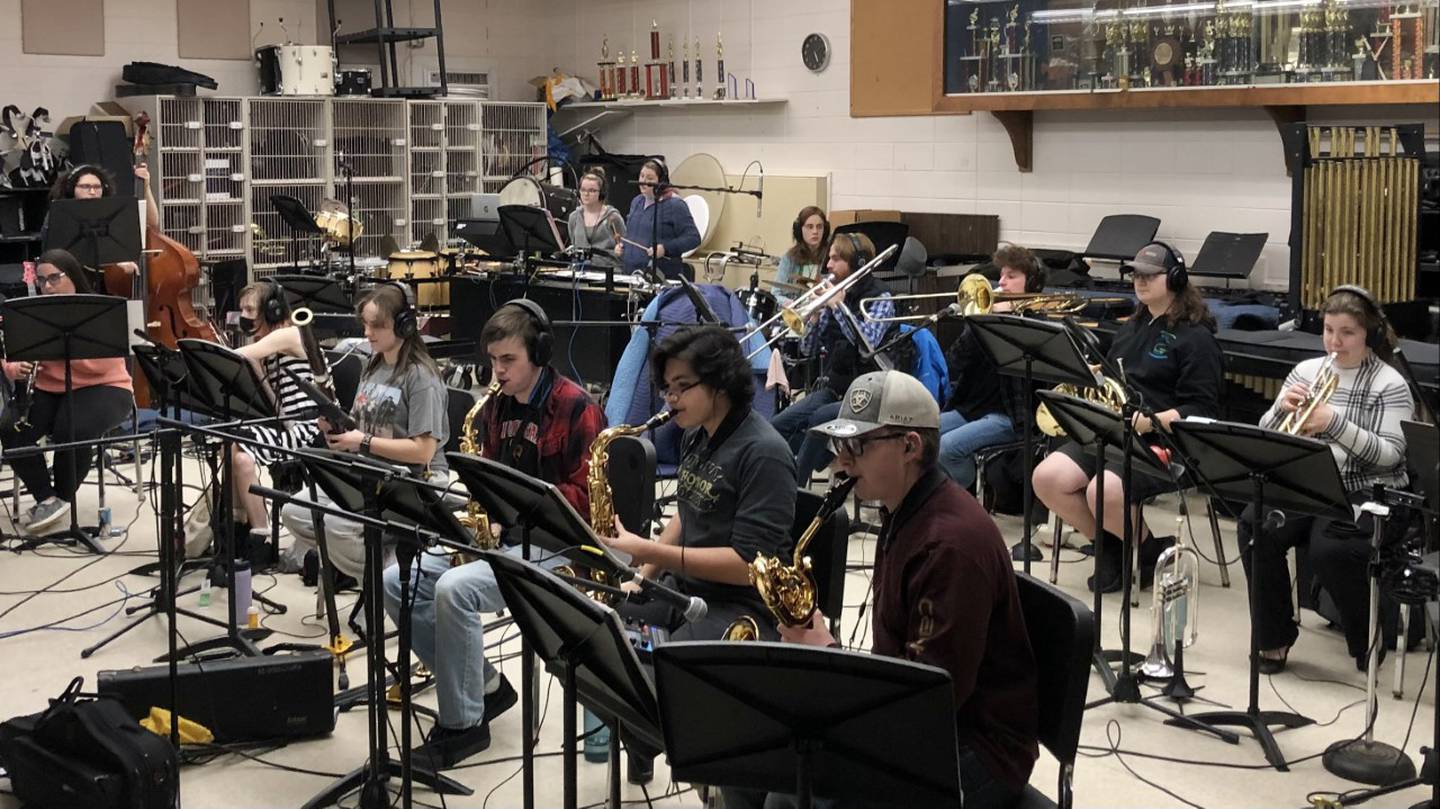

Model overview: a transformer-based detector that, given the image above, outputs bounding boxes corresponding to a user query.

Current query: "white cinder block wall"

[536,0,1439,290]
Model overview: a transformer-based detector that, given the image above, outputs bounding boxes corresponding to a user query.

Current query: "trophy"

[682,38,691,97]
[1201,20,1218,85]
[1392,5,1424,80]
[1004,5,1021,90]
[668,37,677,97]
[694,36,703,98]
[967,8,981,91]
[987,18,1002,92]
[597,37,615,100]
[644,20,668,99]
[1022,19,1034,90]
[715,32,726,100]
[629,50,641,99]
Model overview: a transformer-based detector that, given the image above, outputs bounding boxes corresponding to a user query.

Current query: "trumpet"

[857,273,1110,323]
[1141,518,1200,679]
[741,243,897,360]
[1278,352,1339,435]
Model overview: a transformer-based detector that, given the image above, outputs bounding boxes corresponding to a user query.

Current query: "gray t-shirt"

[674,408,797,612]
[352,359,449,475]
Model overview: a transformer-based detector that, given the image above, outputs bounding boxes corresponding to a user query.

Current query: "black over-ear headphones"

[582,170,607,201]
[843,232,872,268]
[500,297,554,366]
[261,280,289,326]
[385,281,418,339]
[792,210,831,247]
[1330,284,1387,351]
[1144,241,1188,292]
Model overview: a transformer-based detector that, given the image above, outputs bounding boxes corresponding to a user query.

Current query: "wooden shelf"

[562,97,787,111]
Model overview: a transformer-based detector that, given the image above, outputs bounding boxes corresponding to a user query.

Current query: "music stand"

[653,641,961,809]
[271,194,326,270]
[1034,391,1241,745]
[486,550,665,809]
[1189,232,1267,285]
[499,204,565,258]
[1166,419,1352,770]
[1081,214,1160,262]
[968,314,1097,569]
[290,449,472,809]
[446,450,633,809]
[452,218,514,258]
[269,273,354,314]
[42,197,142,268]
[2,294,129,555]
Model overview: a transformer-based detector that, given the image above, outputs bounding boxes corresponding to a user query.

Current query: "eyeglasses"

[36,272,67,288]
[74,183,104,192]
[659,379,700,400]
[827,431,908,458]
[579,187,600,194]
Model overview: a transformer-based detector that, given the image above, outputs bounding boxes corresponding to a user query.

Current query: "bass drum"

[255,45,336,96]
[498,177,579,243]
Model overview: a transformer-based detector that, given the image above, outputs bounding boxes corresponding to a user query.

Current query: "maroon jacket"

[479,369,605,515]
[872,468,1039,792]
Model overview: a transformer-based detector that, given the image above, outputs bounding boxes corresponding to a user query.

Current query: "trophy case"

[944,0,1438,96]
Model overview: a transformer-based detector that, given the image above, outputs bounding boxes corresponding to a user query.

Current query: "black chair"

[325,351,363,412]
[793,487,852,639]
[1014,572,1094,809]
[445,386,477,454]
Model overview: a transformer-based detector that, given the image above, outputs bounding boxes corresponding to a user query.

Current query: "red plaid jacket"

[479,370,605,515]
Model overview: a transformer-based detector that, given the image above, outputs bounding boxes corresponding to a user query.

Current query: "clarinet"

[13,361,38,428]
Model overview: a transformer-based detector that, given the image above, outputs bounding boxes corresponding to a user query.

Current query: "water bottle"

[98,506,112,537]
[583,708,610,762]
[230,560,252,628]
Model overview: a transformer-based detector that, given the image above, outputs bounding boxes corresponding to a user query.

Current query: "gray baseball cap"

[1120,243,1182,276]
[809,371,940,438]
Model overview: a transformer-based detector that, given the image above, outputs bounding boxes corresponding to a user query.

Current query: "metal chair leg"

[1394,606,1409,699]
[1048,513,1063,584]
[1290,548,1302,626]
[1207,498,1230,588]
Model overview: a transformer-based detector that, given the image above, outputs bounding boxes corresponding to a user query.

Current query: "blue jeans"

[382,545,544,729]
[938,410,1017,489]
[771,389,838,455]
[795,402,844,476]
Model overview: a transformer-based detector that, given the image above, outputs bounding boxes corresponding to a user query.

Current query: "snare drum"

[255,45,336,96]
[498,177,579,242]
[736,287,778,328]
[386,251,448,309]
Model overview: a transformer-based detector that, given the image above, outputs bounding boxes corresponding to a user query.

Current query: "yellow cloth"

[139,707,214,745]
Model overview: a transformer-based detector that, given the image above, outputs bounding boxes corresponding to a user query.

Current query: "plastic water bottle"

[230,560,252,628]
[583,708,610,762]
[97,506,111,537]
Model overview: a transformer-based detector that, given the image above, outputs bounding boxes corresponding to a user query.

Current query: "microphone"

[895,236,928,278]
[756,165,764,219]
[633,576,708,623]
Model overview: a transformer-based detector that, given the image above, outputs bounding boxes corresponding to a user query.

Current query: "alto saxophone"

[724,474,859,640]
[452,378,504,565]
[562,409,675,602]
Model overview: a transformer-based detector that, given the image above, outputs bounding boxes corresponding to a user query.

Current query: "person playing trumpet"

[1241,286,1413,674]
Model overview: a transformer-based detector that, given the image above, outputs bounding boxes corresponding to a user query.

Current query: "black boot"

[1087,532,1125,593]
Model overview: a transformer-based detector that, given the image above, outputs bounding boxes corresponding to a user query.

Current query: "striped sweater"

[1260,353,1413,494]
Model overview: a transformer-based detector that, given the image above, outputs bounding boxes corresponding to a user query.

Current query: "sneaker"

[413,722,491,769]
[25,497,70,533]
[483,675,518,724]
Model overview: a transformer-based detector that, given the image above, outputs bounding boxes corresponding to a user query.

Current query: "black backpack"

[0,677,179,809]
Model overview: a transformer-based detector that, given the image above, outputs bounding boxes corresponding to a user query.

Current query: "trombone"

[742,243,898,360]
[857,273,1115,322]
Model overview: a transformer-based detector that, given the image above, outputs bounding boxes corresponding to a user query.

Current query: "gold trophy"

[694,36,703,98]
[682,37,691,97]
[667,37,677,97]
[715,31,726,99]
[597,36,615,100]
[630,49,641,99]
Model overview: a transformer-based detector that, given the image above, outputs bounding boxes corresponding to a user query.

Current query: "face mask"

[238,315,257,335]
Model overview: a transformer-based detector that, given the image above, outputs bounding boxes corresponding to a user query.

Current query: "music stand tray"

[653,641,961,809]
[498,204,565,255]
[42,198,143,268]
[269,274,354,314]
[176,339,275,422]
[1033,390,1172,481]
[1189,232,1267,282]
[452,218,514,258]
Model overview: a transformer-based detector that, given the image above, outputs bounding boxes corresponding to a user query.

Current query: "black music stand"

[452,218,513,258]
[499,204,565,259]
[1166,420,1351,771]
[2,294,129,555]
[1082,214,1160,262]
[1189,232,1267,285]
[486,550,665,809]
[447,451,633,809]
[1034,391,1240,744]
[42,197,142,268]
[291,450,471,809]
[269,273,353,313]
[968,314,1097,568]
[159,339,284,661]
[271,194,326,270]
[653,641,961,809]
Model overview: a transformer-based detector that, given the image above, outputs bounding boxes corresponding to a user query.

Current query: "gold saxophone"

[561,410,675,601]
[452,378,504,565]
[724,474,859,640]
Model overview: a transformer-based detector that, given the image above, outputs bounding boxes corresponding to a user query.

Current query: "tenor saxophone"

[452,378,504,564]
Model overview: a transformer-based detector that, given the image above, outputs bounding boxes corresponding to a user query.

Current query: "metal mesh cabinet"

[478,101,545,193]
[247,98,330,277]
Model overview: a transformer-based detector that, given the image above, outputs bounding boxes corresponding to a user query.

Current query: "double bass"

[102,112,218,406]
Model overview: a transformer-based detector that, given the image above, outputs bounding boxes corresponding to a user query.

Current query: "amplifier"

[96,651,334,743]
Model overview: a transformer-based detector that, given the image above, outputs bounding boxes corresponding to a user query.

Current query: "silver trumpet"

[1140,518,1201,680]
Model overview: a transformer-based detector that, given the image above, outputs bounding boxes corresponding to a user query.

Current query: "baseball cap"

[1120,243,1181,276]
[809,371,940,439]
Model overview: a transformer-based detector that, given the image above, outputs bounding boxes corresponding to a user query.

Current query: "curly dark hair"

[50,163,117,201]
[35,248,92,293]
[993,243,1045,292]
[650,325,754,411]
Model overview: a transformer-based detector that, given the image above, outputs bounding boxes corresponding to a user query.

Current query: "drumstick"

[619,236,651,251]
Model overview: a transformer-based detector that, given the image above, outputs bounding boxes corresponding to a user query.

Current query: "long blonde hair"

[356,285,438,378]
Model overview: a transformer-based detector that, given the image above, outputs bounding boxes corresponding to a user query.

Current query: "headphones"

[643,158,669,187]
[581,170,608,201]
[384,281,418,339]
[842,232,872,268]
[260,280,289,326]
[1330,284,1388,351]
[500,297,554,366]
[792,210,831,247]
[1141,241,1188,293]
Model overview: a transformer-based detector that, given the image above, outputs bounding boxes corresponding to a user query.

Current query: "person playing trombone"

[769,232,894,478]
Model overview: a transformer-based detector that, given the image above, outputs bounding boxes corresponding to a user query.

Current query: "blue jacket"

[622,194,700,279]
[899,324,949,403]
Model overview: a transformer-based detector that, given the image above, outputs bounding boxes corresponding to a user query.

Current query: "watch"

[360,433,373,454]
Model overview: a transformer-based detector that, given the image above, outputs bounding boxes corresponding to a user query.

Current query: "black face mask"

[238,315,258,335]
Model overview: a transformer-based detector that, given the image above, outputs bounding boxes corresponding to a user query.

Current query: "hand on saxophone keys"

[596,515,651,563]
